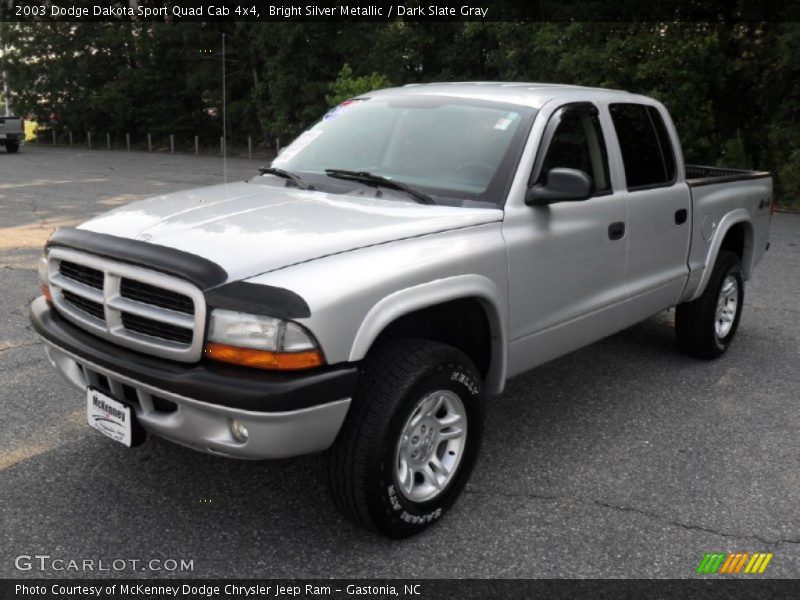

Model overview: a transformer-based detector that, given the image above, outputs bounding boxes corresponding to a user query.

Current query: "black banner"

[3,579,800,600]
[2,0,800,22]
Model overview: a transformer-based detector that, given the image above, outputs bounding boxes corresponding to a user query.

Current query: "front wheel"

[328,338,485,538]
[676,250,744,359]
[5,142,19,154]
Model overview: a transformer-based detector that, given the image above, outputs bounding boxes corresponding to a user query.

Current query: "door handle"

[608,222,625,241]
[675,208,688,225]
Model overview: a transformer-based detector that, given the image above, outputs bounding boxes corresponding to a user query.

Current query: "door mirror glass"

[525,168,594,206]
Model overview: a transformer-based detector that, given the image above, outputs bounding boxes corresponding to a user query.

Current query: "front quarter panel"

[244,222,509,394]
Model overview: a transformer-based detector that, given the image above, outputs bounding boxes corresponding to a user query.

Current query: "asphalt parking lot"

[1,146,798,579]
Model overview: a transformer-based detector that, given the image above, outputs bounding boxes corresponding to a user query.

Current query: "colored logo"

[697,552,773,574]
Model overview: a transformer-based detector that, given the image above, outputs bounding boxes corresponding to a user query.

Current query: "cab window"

[538,109,611,194]
[609,103,676,189]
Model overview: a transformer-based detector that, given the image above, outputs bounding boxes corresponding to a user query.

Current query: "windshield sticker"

[323,98,365,121]
[494,113,519,131]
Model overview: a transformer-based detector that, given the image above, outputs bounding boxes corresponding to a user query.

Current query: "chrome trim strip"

[106,295,195,328]
[49,273,104,303]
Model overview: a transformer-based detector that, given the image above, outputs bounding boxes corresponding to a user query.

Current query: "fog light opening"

[230,419,249,443]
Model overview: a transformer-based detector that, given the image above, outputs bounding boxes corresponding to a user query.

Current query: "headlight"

[204,309,323,370]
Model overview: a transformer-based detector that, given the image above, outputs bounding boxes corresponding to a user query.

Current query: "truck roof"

[370,82,652,109]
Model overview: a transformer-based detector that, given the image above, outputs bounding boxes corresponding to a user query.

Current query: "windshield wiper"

[259,167,315,190]
[324,169,436,205]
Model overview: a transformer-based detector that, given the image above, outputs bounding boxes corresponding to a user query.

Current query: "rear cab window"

[609,103,677,190]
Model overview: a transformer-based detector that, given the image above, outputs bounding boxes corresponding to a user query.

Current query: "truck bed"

[0,116,23,130]
[0,116,24,147]
[681,164,773,304]
[686,164,771,187]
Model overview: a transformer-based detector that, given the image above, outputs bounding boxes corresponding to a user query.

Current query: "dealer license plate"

[86,387,132,447]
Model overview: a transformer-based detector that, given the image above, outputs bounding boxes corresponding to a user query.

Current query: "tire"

[328,338,485,538]
[5,142,19,154]
[676,250,744,359]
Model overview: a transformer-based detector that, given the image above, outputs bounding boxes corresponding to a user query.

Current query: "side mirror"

[525,168,594,206]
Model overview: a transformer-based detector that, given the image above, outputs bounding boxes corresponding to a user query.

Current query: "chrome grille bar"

[106,294,195,329]
[47,247,206,362]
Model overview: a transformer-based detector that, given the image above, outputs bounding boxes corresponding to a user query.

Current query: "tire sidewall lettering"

[451,369,480,395]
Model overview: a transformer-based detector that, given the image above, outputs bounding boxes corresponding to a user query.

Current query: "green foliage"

[777,151,800,207]
[1,21,798,204]
[717,131,752,169]
[325,64,391,106]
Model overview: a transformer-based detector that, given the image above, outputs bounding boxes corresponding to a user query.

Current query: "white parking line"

[0,179,108,190]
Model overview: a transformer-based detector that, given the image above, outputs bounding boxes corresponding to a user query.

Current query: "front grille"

[60,261,103,289]
[62,290,105,320]
[47,248,206,361]
[122,313,193,345]
[121,278,193,315]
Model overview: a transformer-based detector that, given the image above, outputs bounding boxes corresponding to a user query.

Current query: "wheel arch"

[348,275,508,395]
[690,210,754,301]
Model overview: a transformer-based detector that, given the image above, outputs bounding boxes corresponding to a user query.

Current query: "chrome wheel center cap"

[408,421,437,463]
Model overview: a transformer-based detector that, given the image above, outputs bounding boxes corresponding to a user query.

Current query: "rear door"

[607,103,692,316]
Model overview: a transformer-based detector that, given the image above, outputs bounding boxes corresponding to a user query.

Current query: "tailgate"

[0,117,23,134]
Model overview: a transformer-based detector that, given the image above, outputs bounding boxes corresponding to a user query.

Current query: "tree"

[0,21,797,205]
[325,63,391,105]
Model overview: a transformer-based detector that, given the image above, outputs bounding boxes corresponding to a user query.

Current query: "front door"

[503,102,630,377]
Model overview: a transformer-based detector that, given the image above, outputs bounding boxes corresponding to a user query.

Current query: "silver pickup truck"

[0,114,23,153]
[31,83,772,537]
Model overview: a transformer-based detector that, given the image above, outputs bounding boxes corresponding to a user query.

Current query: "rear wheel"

[328,338,484,538]
[676,250,744,359]
[5,142,19,154]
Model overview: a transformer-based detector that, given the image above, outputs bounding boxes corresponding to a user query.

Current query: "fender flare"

[348,274,508,394]
[690,209,753,301]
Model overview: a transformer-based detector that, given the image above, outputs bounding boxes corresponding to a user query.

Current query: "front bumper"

[31,297,357,459]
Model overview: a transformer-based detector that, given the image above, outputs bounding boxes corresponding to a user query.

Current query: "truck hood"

[79,181,503,282]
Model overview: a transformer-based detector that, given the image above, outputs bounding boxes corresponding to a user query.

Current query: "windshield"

[270,95,536,207]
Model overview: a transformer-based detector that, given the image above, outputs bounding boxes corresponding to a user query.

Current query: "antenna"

[222,31,227,185]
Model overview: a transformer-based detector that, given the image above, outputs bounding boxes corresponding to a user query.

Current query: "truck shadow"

[474,310,722,498]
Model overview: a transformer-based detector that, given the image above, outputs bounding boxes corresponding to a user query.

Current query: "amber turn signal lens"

[204,342,324,371]
[40,282,53,303]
